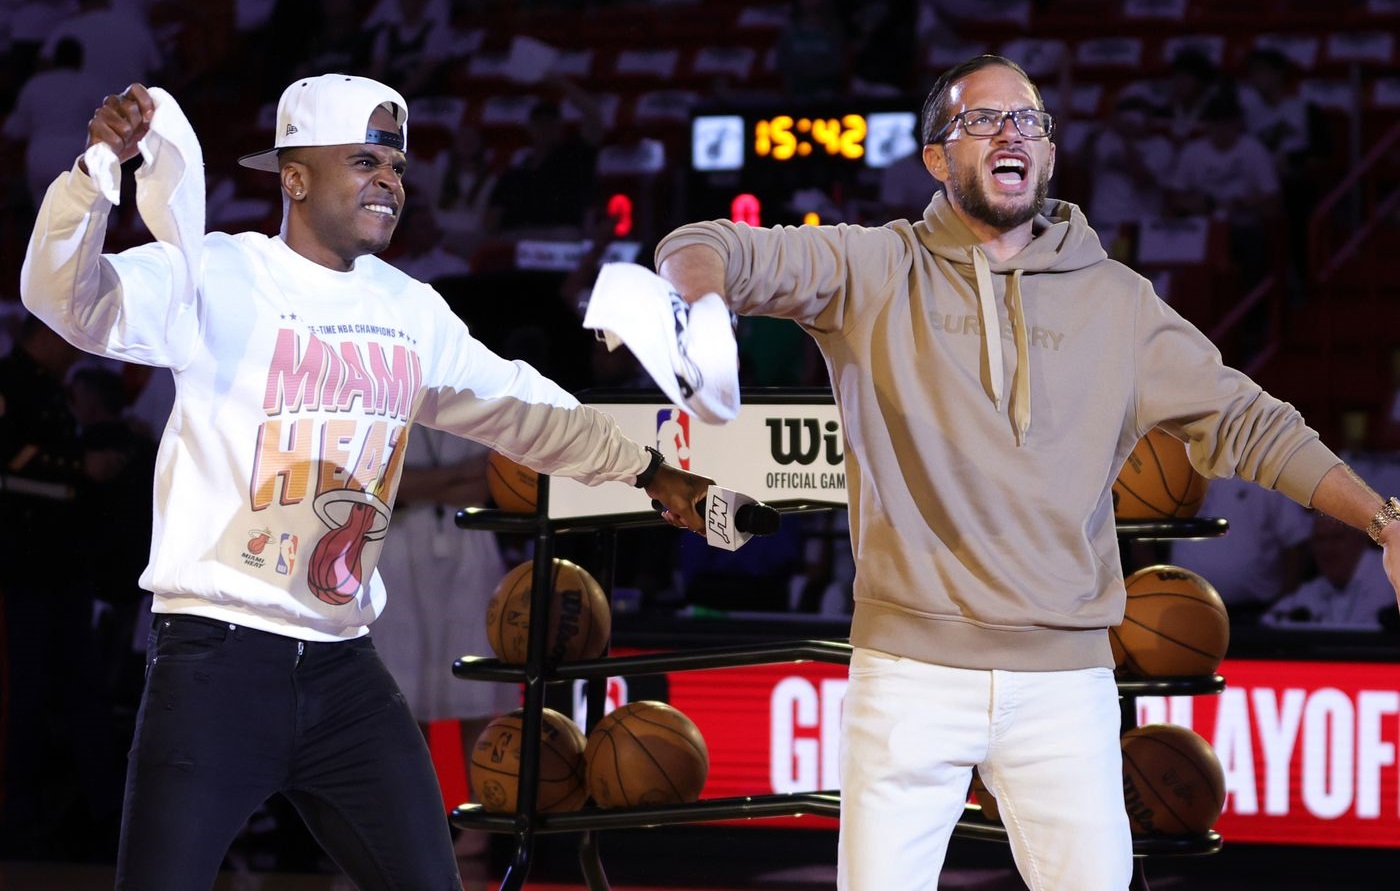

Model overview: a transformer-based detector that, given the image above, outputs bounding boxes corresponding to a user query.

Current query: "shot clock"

[754,113,867,162]
[688,101,920,226]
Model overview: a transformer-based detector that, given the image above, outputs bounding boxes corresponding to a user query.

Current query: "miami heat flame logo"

[302,425,409,606]
[306,490,391,605]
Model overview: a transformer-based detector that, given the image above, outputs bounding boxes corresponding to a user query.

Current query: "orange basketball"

[1111,565,1230,678]
[1113,427,1208,520]
[485,558,610,665]
[487,451,539,513]
[584,701,709,808]
[468,707,587,813]
[1121,723,1226,836]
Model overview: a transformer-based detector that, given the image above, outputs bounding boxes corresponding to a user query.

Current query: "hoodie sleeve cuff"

[1277,439,1344,507]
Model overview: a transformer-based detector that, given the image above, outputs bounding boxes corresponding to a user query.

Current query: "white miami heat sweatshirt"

[22,115,648,642]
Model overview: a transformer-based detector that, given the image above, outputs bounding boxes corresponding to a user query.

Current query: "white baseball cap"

[238,74,409,173]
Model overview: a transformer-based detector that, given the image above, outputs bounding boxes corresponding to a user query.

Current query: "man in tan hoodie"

[655,55,1400,890]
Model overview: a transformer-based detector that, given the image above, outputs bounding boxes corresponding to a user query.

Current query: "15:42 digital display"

[691,106,918,173]
[754,114,867,161]
[688,102,921,227]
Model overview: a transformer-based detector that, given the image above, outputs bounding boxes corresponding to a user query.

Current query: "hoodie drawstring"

[971,249,1031,445]
[971,248,1004,410]
[1007,269,1031,445]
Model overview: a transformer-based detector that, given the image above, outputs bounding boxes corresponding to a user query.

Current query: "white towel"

[83,87,206,307]
[584,262,740,425]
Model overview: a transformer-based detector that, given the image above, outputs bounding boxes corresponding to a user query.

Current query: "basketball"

[487,451,539,513]
[1113,427,1209,520]
[1121,723,1226,836]
[584,701,710,808]
[1111,564,1230,678]
[485,558,611,665]
[969,767,1001,823]
[468,708,588,813]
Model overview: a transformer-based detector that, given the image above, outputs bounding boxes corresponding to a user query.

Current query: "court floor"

[4,826,1397,890]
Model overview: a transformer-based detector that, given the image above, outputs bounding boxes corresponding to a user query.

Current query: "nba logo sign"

[655,408,691,470]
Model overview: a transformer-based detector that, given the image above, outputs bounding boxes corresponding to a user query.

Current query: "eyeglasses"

[933,108,1055,142]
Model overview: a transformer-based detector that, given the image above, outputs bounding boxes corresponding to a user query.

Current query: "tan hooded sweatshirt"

[655,193,1340,671]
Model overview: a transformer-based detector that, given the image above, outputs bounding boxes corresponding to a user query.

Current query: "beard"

[944,153,1050,230]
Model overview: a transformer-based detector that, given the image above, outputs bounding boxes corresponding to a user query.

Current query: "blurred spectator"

[371,425,516,861]
[562,208,651,389]
[676,515,805,614]
[486,75,608,238]
[773,0,848,99]
[1169,476,1314,625]
[847,0,917,97]
[1,0,80,97]
[1168,90,1281,289]
[1261,515,1396,631]
[421,122,499,261]
[792,508,855,615]
[1084,94,1177,260]
[874,125,939,223]
[39,0,162,89]
[1237,47,1333,288]
[1237,49,1313,175]
[68,366,157,711]
[68,366,155,603]
[288,0,377,83]
[363,0,454,99]
[1155,48,1226,146]
[1,36,106,212]
[386,204,472,284]
[0,315,123,861]
[254,0,374,94]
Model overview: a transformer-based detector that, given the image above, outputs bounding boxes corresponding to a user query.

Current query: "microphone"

[653,486,781,551]
[702,486,780,551]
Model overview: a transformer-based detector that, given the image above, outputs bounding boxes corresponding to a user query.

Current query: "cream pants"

[838,648,1133,890]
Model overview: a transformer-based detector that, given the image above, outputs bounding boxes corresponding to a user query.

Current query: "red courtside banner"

[1133,658,1400,848]
[578,653,1400,844]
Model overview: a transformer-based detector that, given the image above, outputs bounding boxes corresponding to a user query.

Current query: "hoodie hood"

[913,193,1107,444]
[916,193,1108,274]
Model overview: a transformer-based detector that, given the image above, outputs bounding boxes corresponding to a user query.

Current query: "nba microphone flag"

[584,262,740,424]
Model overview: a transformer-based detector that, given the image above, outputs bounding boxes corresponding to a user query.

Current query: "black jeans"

[115,615,460,890]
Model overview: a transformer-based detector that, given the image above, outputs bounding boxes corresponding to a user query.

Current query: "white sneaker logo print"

[668,289,703,400]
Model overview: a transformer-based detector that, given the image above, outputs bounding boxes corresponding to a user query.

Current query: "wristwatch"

[1366,496,1400,545]
[633,446,665,489]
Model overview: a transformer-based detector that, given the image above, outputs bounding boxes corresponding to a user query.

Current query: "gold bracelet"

[1365,496,1400,545]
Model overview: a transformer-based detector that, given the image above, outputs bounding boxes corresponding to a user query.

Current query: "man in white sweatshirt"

[21,74,711,890]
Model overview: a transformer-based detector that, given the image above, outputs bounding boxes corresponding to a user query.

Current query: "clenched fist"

[83,83,155,171]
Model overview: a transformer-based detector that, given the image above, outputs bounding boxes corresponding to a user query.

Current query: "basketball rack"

[451,495,1227,891]
[450,391,1230,891]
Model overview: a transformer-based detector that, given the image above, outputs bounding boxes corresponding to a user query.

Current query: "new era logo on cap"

[239,74,408,173]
